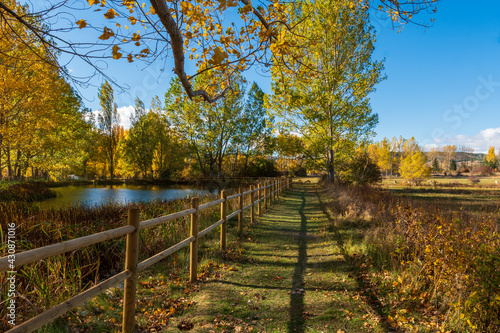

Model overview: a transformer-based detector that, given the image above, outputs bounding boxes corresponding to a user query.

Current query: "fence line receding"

[0,177,293,333]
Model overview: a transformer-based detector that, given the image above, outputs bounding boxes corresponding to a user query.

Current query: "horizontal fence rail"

[0,177,293,333]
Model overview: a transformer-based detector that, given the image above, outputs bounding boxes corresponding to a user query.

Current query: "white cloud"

[424,127,500,153]
[117,105,134,129]
[89,105,135,130]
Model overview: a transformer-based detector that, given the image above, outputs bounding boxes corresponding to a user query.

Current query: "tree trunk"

[7,147,12,180]
[13,149,21,180]
[329,148,335,183]
[109,146,114,180]
[232,148,239,177]
[0,134,2,181]
[159,139,164,179]
[328,103,335,183]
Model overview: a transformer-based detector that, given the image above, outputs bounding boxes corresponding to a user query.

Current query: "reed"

[0,182,57,202]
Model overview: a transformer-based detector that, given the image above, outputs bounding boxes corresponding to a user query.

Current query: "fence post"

[122,207,140,333]
[189,197,199,283]
[238,187,243,235]
[270,180,273,204]
[257,183,262,216]
[220,190,227,251]
[274,180,277,202]
[250,185,255,224]
[264,182,268,211]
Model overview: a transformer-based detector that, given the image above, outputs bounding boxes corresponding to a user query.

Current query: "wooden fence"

[0,177,293,333]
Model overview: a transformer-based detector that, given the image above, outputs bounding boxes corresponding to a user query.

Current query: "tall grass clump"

[323,182,500,332]
[0,182,57,202]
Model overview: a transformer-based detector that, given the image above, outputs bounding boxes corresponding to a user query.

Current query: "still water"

[39,184,218,209]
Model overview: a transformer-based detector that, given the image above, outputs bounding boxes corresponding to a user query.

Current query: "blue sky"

[68,0,500,153]
[370,1,500,153]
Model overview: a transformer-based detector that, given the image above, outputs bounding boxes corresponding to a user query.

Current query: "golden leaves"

[83,0,291,100]
[216,0,238,11]
[99,27,115,40]
[104,8,118,19]
[131,32,141,41]
[87,0,101,6]
[128,16,138,25]
[112,44,122,59]
[121,0,135,10]
[180,2,193,15]
[208,46,228,66]
[75,19,87,29]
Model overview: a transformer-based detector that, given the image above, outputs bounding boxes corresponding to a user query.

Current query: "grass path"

[169,183,386,332]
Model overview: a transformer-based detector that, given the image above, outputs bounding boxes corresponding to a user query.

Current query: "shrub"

[339,152,381,186]
[243,157,278,177]
[473,166,494,176]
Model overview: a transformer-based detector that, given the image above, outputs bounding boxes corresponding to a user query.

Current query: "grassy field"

[381,174,500,187]
[380,175,500,216]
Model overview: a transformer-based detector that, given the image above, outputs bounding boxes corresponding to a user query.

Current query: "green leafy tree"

[165,75,246,179]
[235,82,273,172]
[432,158,441,173]
[450,159,457,172]
[268,0,384,182]
[150,98,187,179]
[274,132,304,176]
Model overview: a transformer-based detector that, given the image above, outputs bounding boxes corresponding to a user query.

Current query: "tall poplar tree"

[123,97,157,178]
[97,81,120,179]
[236,82,273,171]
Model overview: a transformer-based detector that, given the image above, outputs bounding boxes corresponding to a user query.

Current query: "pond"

[39,184,219,209]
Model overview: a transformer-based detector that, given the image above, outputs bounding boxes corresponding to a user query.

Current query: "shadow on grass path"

[289,188,307,332]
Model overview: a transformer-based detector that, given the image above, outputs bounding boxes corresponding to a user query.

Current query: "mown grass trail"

[171,183,386,332]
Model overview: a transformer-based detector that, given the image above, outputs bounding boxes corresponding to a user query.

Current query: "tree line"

[0,0,441,183]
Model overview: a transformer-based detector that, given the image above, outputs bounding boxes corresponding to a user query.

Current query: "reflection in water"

[40,184,218,209]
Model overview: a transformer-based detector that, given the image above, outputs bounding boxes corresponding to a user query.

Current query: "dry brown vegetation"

[322,182,500,332]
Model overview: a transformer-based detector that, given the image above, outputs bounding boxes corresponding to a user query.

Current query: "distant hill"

[424,151,487,170]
